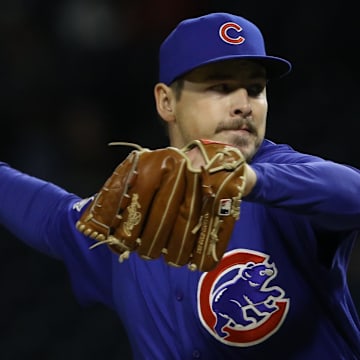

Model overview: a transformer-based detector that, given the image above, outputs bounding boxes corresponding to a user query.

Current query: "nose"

[231,88,252,117]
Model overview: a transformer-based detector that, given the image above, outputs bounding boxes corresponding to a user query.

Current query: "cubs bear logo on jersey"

[197,249,289,346]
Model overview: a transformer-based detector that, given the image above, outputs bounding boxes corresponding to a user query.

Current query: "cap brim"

[249,56,292,79]
[189,55,292,80]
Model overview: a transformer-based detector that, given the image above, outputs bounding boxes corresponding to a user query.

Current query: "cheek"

[254,100,267,134]
[258,117,267,137]
[177,102,217,137]
[180,118,213,141]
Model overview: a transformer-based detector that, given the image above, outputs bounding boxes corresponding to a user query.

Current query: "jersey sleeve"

[0,162,115,308]
[245,142,360,231]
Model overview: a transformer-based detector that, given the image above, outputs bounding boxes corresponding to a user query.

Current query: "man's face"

[168,60,268,162]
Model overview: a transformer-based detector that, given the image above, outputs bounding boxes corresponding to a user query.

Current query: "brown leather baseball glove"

[75,139,246,272]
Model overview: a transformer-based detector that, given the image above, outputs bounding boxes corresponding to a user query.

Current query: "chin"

[241,148,257,162]
[217,136,258,162]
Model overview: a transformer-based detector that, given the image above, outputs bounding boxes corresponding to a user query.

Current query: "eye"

[247,84,265,97]
[209,83,232,93]
[208,82,265,96]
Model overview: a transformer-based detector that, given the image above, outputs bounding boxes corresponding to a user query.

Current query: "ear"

[154,83,176,123]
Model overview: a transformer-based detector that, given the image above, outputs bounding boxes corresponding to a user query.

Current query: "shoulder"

[252,139,325,164]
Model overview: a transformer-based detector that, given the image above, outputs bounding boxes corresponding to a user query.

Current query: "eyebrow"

[203,70,266,81]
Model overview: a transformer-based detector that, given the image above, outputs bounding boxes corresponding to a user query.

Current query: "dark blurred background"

[0,1,359,359]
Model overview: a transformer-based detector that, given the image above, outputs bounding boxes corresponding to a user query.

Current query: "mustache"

[215,118,257,135]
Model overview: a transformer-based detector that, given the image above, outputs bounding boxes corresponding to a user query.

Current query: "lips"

[239,126,251,133]
[226,127,252,135]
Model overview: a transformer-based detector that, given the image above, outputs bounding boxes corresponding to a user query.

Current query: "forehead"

[183,60,266,83]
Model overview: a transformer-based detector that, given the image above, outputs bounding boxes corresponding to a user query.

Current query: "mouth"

[215,119,256,136]
[234,127,251,133]
[221,127,252,137]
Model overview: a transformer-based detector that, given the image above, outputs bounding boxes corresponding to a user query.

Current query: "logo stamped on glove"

[218,199,232,216]
[123,193,142,236]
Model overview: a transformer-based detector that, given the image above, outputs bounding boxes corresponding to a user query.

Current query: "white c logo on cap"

[219,22,245,45]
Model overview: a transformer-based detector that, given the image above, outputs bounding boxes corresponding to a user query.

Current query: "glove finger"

[76,150,140,243]
[77,148,166,257]
[112,148,181,254]
[136,149,188,259]
[163,169,202,267]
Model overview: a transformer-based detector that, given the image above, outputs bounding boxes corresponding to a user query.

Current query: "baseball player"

[1,12,360,359]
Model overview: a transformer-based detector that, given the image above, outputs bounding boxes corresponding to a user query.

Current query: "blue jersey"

[1,139,360,359]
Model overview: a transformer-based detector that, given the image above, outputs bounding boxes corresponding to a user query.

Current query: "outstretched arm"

[0,162,80,256]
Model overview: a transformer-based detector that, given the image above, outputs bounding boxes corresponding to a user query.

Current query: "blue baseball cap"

[159,12,292,85]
